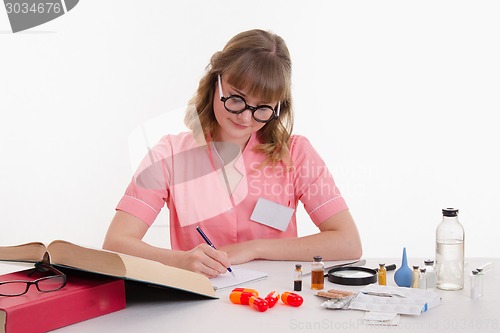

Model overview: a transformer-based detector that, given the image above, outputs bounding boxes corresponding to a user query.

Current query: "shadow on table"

[125,280,216,305]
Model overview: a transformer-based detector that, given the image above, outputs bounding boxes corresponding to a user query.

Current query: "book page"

[0,310,5,333]
[0,242,47,262]
[119,254,216,298]
[211,266,268,290]
[47,240,216,298]
[47,240,127,276]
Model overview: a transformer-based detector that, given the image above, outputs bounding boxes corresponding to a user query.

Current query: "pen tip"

[230,271,236,278]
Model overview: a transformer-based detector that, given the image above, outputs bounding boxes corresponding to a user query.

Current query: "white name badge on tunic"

[250,197,294,231]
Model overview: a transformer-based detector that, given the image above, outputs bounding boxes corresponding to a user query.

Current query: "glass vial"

[424,259,436,289]
[411,265,420,288]
[294,264,302,291]
[378,263,387,285]
[419,268,427,289]
[311,256,325,290]
[470,270,480,299]
[475,268,484,298]
[435,208,465,290]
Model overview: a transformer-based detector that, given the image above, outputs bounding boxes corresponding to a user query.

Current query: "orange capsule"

[231,288,259,295]
[265,291,280,308]
[229,290,258,305]
[281,292,303,307]
[248,295,269,312]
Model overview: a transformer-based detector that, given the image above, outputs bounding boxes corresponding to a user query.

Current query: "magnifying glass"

[327,264,396,286]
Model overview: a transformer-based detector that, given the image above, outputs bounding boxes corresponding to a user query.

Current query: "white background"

[1,0,499,259]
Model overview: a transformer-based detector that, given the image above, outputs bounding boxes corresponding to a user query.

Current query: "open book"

[0,240,216,298]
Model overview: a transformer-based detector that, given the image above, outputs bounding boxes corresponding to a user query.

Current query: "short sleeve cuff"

[116,195,159,227]
[308,196,349,226]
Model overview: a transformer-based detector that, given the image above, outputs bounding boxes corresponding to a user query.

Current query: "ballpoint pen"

[196,226,236,277]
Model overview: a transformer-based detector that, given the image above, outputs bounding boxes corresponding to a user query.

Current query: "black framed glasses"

[0,262,67,297]
[217,74,280,123]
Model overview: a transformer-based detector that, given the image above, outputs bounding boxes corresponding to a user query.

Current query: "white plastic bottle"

[419,268,427,289]
[424,259,436,289]
[435,208,465,290]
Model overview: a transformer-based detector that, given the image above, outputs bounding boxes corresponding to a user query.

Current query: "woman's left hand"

[219,240,260,265]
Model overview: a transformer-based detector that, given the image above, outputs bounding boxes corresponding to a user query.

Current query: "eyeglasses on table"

[0,262,67,297]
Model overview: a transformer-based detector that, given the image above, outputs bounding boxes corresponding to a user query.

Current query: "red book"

[0,269,125,333]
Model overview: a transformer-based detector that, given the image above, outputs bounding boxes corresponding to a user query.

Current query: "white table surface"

[1,258,498,332]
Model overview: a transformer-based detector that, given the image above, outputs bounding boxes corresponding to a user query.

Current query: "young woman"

[103,29,362,278]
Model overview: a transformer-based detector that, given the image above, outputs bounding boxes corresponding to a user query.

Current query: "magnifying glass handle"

[374,264,396,271]
[386,264,396,271]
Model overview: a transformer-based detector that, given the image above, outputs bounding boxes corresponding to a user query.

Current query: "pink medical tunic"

[116,131,348,251]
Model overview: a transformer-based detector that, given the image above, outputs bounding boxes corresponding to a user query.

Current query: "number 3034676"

[5,2,62,14]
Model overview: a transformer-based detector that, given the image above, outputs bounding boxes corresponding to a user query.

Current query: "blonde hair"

[184,29,293,166]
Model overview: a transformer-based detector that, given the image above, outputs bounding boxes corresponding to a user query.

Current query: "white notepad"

[210,266,268,290]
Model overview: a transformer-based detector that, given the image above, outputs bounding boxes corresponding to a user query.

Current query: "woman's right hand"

[104,211,231,278]
[176,244,232,278]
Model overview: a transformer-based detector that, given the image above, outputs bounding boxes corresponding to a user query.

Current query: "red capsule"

[249,295,269,312]
[265,291,280,308]
[281,292,303,307]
